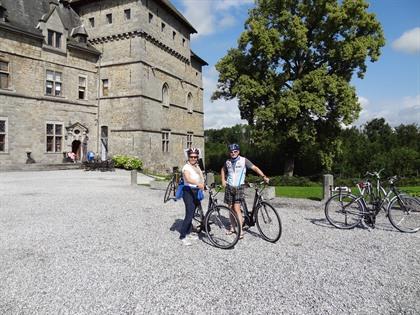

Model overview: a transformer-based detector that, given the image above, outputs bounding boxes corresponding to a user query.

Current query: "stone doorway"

[72,140,81,161]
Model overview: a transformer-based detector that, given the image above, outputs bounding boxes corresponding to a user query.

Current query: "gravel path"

[1,170,419,314]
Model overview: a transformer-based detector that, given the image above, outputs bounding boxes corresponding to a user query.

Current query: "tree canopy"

[212,0,385,175]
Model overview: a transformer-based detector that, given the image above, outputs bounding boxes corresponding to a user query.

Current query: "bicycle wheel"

[204,205,240,249]
[163,180,175,203]
[388,195,420,233]
[255,202,282,242]
[325,193,363,229]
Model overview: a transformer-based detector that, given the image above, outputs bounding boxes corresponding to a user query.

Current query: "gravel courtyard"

[0,170,419,314]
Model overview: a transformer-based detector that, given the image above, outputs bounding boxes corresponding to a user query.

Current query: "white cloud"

[179,0,253,39]
[215,0,255,10]
[203,67,247,129]
[392,27,420,54]
[354,95,420,126]
[219,14,237,28]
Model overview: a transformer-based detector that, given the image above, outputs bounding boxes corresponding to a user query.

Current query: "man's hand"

[221,181,227,188]
[197,183,205,190]
[263,176,269,184]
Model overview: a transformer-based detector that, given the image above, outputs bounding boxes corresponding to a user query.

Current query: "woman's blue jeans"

[180,187,200,239]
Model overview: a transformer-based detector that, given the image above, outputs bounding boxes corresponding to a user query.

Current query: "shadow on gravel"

[306,217,400,233]
[306,217,336,228]
[169,219,183,233]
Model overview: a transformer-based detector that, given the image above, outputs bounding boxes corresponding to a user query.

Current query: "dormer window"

[47,30,62,48]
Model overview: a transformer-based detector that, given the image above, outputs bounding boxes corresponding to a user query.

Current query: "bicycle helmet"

[187,147,200,156]
[228,143,240,151]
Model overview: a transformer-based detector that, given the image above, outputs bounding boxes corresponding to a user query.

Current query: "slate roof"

[0,0,99,55]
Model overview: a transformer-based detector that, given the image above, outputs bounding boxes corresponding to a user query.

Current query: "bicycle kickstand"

[360,216,372,232]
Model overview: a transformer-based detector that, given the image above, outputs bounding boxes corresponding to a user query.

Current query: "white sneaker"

[186,233,199,241]
[181,238,193,246]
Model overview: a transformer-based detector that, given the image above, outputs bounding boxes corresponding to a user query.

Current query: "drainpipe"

[96,53,102,156]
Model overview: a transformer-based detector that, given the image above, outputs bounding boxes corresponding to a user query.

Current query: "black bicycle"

[325,171,420,233]
[240,182,282,242]
[192,184,241,249]
[163,170,180,203]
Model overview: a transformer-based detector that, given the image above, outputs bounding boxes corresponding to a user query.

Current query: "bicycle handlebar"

[364,168,384,178]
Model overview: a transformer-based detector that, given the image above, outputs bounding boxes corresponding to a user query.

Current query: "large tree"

[212,0,385,175]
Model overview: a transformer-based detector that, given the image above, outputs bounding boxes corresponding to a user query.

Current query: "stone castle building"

[0,0,206,172]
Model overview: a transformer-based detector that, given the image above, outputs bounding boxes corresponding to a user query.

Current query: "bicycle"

[192,184,241,249]
[239,182,282,242]
[325,171,420,233]
[163,169,180,203]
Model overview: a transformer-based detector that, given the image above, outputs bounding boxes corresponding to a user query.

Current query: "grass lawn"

[275,186,420,200]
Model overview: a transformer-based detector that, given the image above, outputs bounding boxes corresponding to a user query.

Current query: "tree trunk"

[284,158,294,176]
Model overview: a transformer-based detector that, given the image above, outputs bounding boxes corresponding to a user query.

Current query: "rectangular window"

[124,9,131,20]
[0,61,9,89]
[102,79,109,96]
[78,76,87,99]
[149,13,153,23]
[186,132,193,148]
[161,22,165,32]
[182,38,186,46]
[46,122,63,152]
[47,30,62,48]
[172,31,176,40]
[46,70,62,96]
[89,17,95,27]
[106,13,112,24]
[0,118,7,152]
[162,131,169,152]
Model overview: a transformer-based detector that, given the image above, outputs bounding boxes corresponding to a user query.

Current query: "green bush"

[112,155,143,170]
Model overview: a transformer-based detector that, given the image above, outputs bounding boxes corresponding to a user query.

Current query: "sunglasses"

[230,150,239,154]
[189,156,198,159]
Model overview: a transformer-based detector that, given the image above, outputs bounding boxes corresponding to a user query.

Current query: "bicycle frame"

[240,183,265,227]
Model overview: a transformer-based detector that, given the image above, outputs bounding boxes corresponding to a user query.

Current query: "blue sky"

[172,0,420,129]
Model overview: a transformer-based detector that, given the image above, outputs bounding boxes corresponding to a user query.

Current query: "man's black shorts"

[224,184,245,205]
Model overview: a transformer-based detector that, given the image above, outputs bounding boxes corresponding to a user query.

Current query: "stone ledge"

[0,163,82,172]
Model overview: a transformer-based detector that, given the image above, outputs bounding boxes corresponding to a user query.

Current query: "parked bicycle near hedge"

[163,168,180,203]
[325,170,420,233]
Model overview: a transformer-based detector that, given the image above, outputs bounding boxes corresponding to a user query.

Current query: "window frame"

[162,83,169,107]
[45,70,63,97]
[0,60,9,90]
[45,121,63,153]
[47,29,62,48]
[0,117,8,153]
[78,75,87,100]
[102,79,109,97]
[161,130,170,153]
[186,132,193,149]
[106,13,112,24]
[124,9,131,20]
[89,17,95,28]
[187,92,193,113]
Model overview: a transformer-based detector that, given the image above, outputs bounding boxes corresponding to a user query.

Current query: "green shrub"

[112,155,143,170]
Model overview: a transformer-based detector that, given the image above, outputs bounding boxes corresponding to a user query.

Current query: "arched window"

[187,92,193,113]
[162,83,169,107]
